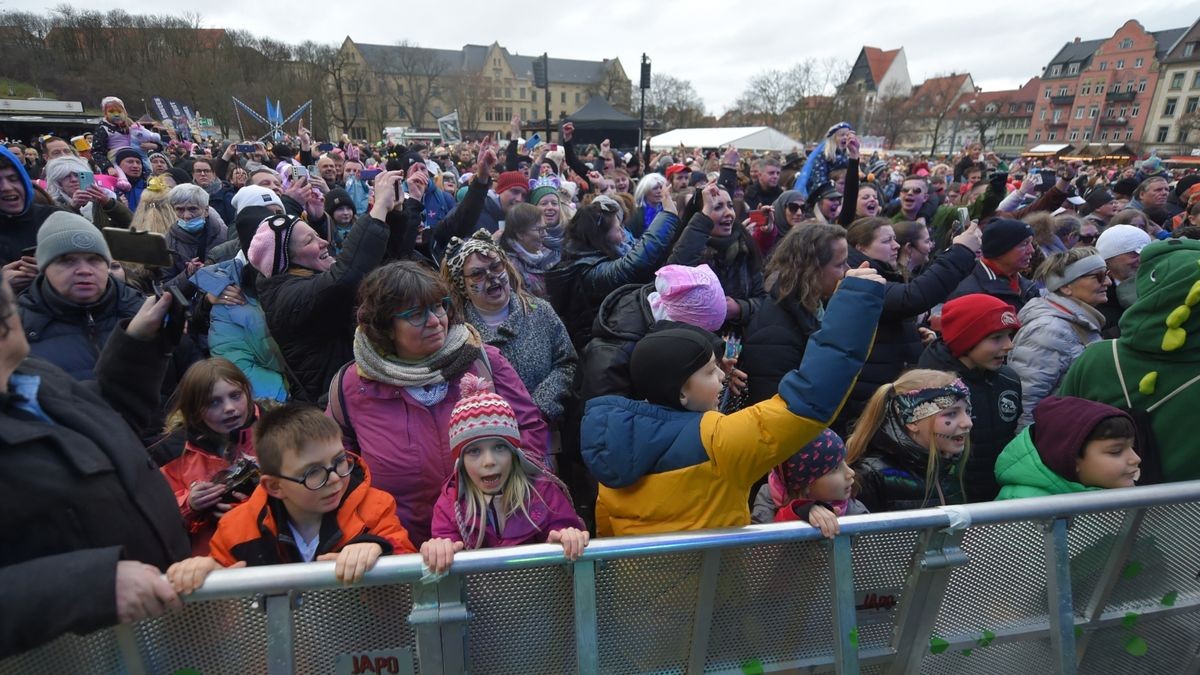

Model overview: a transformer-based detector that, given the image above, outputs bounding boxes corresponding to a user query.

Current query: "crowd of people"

[3,97,1199,657]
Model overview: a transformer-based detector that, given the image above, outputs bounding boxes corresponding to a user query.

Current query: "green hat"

[1120,239,1200,354]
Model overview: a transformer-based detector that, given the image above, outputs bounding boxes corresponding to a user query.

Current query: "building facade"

[1027,21,1188,152]
[903,73,976,155]
[841,46,912,135]
[1143,18,1200,156]
[331,38,629,141]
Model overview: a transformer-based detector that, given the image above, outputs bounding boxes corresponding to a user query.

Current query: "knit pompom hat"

[448,374,523,461]
[247,213,300,277]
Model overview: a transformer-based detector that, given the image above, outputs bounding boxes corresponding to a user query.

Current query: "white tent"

[648,127,801,153]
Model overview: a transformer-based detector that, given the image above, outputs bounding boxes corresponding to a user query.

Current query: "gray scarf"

[352,322,482,389]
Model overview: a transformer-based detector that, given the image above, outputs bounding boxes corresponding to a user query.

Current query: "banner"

[150,96,171,122]
[166,99,192,138]
[437,111,462,144]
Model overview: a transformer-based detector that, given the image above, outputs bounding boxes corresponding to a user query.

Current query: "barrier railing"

[4,481,1200,674]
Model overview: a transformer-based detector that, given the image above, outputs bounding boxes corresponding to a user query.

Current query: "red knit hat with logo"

[941,294,1021,358]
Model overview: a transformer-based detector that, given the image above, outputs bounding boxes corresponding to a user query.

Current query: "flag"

[438,111,462,144]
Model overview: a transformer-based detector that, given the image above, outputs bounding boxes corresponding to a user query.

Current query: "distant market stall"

[649,126,802,153]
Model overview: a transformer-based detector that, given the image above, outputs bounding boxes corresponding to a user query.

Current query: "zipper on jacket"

[85,310,101,355]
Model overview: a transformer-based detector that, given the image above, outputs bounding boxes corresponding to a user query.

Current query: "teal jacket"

[994,426,1100,500]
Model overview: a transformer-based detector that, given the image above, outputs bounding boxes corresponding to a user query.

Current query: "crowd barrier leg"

[1042,518,1078,675]
[263,591,298,675]
[409,577,470,675]
[112,624,146,675]
[1074,508,1143,663]
[573,560,600,675]
[829,535,860,675]
[685,549,722,674]
[885,528,967,675]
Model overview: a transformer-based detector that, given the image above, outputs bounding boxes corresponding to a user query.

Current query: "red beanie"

[941,294,1021,357]
[494,171,528,196]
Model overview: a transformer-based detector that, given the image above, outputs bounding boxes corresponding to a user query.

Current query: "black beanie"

[167,166,192,186]
[1111,177,1139,198]
[981,218,1034,259]
[235,206,273,256]
[324,187,354,216]
[630,321,724,410]
[1176,174,1200,200]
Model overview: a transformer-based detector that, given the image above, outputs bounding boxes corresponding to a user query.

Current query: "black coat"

[835,244,976,431]
[0,326,190,658]
[577,282,654,401]
[946,260,1041,312]
[17,276,144,381]
[740,289,821,405]
[260,203,416,404]
[0,203,57,266]
[918,340,1023,502]
[855,427,966,513]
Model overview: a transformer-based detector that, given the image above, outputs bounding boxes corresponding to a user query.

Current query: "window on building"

[1138,79,1147,93]
[1068,63,1079,75]
[485,109,493,121]
[1181,128,1191,143]
[1165,98,1178,116]
[1048,132,1057,141]
[493,86,501,97]
[1172,73,1185,90]
[1156,126,1169,142]
[1100,130,1109,140]
[1131,103,1140,117]
[1069,130,1079,141]
[504,107,512,119]
[1053,109,1063,122]
[520,107,527,119]
[1009,103,1018,113]
[1186,43,1197,57]
[1126,80,1135,92]
[1120,38,1134,49]
[1096,83,1105,94]
[560,91,566,104]
[1040,109,1047,120]
[398,105,406,119]
[1135,58,1144,68]
[1081,84,1091,95]
[1120,106,1128,117]
[1034,130,1042,141]
[1107,107,1115,118]
[504,87,511,98]
[531,90,537,102]
[1051,65,1062,77]
[1089,106,1099,118]
[560,110,566,118]
[1084,130,1092,140]
[1073,106,1083,119]
[575,92,581,104]
[1188,97,1199,114]
[1116,59,1125,69]
[1026,103,1035,113]
[1100,61,1108,71]
[1125,129,1133,140]
[1059,86,1069,96]
[1044,88,1052,99]
[1194,72,1200,89]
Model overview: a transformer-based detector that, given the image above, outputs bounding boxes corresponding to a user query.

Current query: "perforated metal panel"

[293,584,419,673]
[1099,501,1200,615]
[703,541,834,671]
[134,596,267,673]
[594,551,703,675]
[464,566,576,674]
[920,636,1053,675]
[1063,509,1126,613]
[1078,611,1200,674]
[0,625,122,675]
[851,529,921,651]
[933,521,1049,637]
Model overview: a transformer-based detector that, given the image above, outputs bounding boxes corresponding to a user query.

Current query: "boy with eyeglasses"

[167,404,415,594]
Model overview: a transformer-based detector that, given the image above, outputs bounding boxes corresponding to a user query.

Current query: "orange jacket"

[160,422,257,556]
[209,462,415,567]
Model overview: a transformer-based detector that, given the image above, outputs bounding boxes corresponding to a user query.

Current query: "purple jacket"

[336,344,548,545]
[430,472,583,549]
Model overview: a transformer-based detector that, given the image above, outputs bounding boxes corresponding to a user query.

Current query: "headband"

[1044,254,1107,293]
[826,122,853,138]
[891,379,971,425]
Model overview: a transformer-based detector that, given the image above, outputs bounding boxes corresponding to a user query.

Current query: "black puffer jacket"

[259,201,419,403]
[17,275,144,380]
[740,288,821,405]
[854,424,967,513]
[577,282,655,401]
[0,326,190,658]
[946,260,1041,312]
[667,212,766,329]
[918,339,1023,502]
[835,244,976,431]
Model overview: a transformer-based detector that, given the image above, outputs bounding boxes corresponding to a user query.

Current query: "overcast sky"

[3,0,1195,111]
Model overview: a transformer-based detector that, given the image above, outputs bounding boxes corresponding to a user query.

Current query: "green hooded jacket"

[994,427,1100,500]
[1058,239,1200,481]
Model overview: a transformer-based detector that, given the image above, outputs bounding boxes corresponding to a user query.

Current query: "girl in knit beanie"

[751,429,865,537]
[421,375,588,574]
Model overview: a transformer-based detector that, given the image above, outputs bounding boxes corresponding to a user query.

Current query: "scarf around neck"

[353,322,483,389]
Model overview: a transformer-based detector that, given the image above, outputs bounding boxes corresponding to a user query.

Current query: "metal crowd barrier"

[4,481,1200,674]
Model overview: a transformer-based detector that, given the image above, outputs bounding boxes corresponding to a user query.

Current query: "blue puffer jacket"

[193,259,289,401]
[17,276,144,380]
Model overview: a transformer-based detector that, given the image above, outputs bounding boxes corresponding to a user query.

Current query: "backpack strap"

[475,346,494,392]
[1112,339,1133,408]
[328,361,358,448]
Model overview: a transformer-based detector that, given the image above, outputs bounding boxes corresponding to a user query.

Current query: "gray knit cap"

[35,211,112,268]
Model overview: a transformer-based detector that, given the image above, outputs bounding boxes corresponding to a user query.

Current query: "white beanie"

[231,185,284,215]
[1096,224,1151,261]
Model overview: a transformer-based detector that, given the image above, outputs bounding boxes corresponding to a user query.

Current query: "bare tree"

[383,41,447,130]
[444,70,491,134]
[1175,111,1200,154]
[642,73,707,131]
[868,82,914,149]
[908,74,968,155]
[586,60,632,111]
[961,94,1010,151]
[733,58,850,136]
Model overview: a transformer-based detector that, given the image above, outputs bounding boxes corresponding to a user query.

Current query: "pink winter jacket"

[430,472,584,549]
[333,344,548,545]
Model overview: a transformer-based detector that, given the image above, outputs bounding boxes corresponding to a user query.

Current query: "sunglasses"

[393,296,452,327]
[900,187,924,195]
[1082,271,1109,283]
[786,202,804,213]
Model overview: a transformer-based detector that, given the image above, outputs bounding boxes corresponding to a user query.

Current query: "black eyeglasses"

[900,187,924,195]
[394,296,452,327]
[463,260,506,283]
[274,453,354,490]
[1078,234,1099,244]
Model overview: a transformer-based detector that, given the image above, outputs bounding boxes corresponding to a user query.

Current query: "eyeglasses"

[786,202,804,213]
[394,296,452,326]
[463,260,506,283]
[900,187,924,195]
[274,453,354,491]
[1078,234,1099,244]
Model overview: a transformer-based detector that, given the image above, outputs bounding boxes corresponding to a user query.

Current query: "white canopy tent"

[648,127,801,153]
